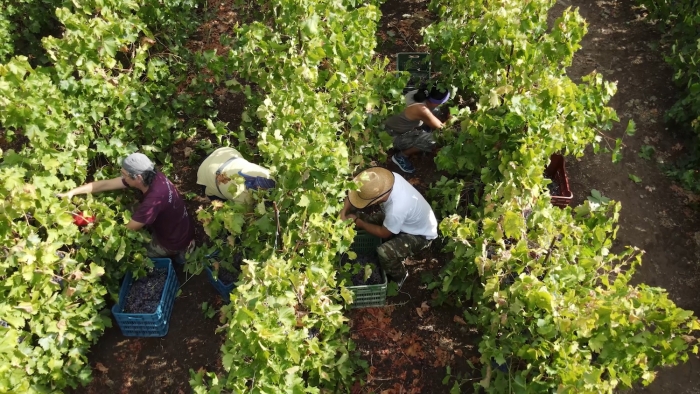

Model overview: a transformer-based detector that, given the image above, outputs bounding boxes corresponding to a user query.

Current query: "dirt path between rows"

[550,0,700,392]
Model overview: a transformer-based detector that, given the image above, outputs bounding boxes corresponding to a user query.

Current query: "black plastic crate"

[396,52,431,93]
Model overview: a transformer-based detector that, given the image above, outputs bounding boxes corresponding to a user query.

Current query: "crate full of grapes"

[340,232,387,309]
[544,153,573,208]
[112,258,179,337]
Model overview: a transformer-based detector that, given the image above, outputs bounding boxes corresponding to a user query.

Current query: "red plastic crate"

[545,154,573,208]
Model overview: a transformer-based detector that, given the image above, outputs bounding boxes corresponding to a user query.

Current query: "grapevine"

[423,0,700,392]
[0,0,215,391]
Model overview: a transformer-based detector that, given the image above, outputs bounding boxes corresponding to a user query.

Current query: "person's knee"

[377,243,406,266]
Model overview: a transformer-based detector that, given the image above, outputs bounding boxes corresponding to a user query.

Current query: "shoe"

[391,154,416,173]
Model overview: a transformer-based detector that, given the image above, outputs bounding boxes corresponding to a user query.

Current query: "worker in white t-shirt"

[196,147,275,204]
[340,167,438,288]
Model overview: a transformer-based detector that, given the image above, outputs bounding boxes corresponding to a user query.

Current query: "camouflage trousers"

[357,211,433,279]
[387,128,436,153]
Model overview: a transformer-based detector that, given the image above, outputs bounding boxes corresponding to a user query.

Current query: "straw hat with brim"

[348,167,395,209]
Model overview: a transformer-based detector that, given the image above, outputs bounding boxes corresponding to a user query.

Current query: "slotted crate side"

[112,258,178,337]
[345,231,387,309]
[348,269,387,309]
[396,52,431,93]
[204,266,235,304]
[396,52,430,73]
[351,231,382,255]
[545,154,573,208]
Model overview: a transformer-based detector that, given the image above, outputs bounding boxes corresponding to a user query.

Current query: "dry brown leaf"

[216,172,232,185]
[415,307,424,318]
[405,341,421,357]
[455,349,463,357]
[416,301,430,318]
[390,329,402,342]
[184,147,194,158]
[420,301,430,313]
[95,362,109,373]
[453,315,467,325]
[433,347,449,367]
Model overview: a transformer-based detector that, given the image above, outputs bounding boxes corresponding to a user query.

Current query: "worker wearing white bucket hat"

[197,147,275,204]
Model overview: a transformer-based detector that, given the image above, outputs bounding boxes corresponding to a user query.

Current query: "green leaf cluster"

[0,0,213,391]
[639,0,700,134]
[638,0,700,190]
[186,0,406,391]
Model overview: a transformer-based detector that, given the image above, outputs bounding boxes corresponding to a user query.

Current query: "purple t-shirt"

[128,172,195,251]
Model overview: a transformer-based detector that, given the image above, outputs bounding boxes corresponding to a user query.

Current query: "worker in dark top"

[58,153,195,261]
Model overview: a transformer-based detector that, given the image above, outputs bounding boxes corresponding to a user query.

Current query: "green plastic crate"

[350,231,382,254]
[345,232,387,309]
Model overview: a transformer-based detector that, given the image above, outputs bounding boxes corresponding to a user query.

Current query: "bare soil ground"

[72,0,700,393]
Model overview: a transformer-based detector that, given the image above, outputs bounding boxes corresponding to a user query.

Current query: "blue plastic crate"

[204,266,236,303]
[112,258,178,337]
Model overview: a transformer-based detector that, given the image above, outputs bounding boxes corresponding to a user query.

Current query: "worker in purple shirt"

[58,153,195,261]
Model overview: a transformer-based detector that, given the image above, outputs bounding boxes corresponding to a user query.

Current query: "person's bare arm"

[415,106,444,129]
[125,219,145,231]
[352,216,394,239]
[57,177,127,198]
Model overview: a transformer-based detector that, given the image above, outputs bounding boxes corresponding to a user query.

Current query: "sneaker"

[391,154,416,173]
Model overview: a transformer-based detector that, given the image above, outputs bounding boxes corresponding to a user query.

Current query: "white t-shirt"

[381,173,438,239]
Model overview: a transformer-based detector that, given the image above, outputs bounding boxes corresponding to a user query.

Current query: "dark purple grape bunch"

[307,327,320,340]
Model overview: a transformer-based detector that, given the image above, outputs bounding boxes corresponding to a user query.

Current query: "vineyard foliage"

[424,0,700,392]
[0,0,61,64]
[639,0,700,134]
[637,0,700,191]
[187,0,409,391]
[0,0,213,391]
[2,0,699,392]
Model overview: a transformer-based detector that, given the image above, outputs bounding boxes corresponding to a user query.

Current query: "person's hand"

[56,191,74,199]
[344,213,360,227]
